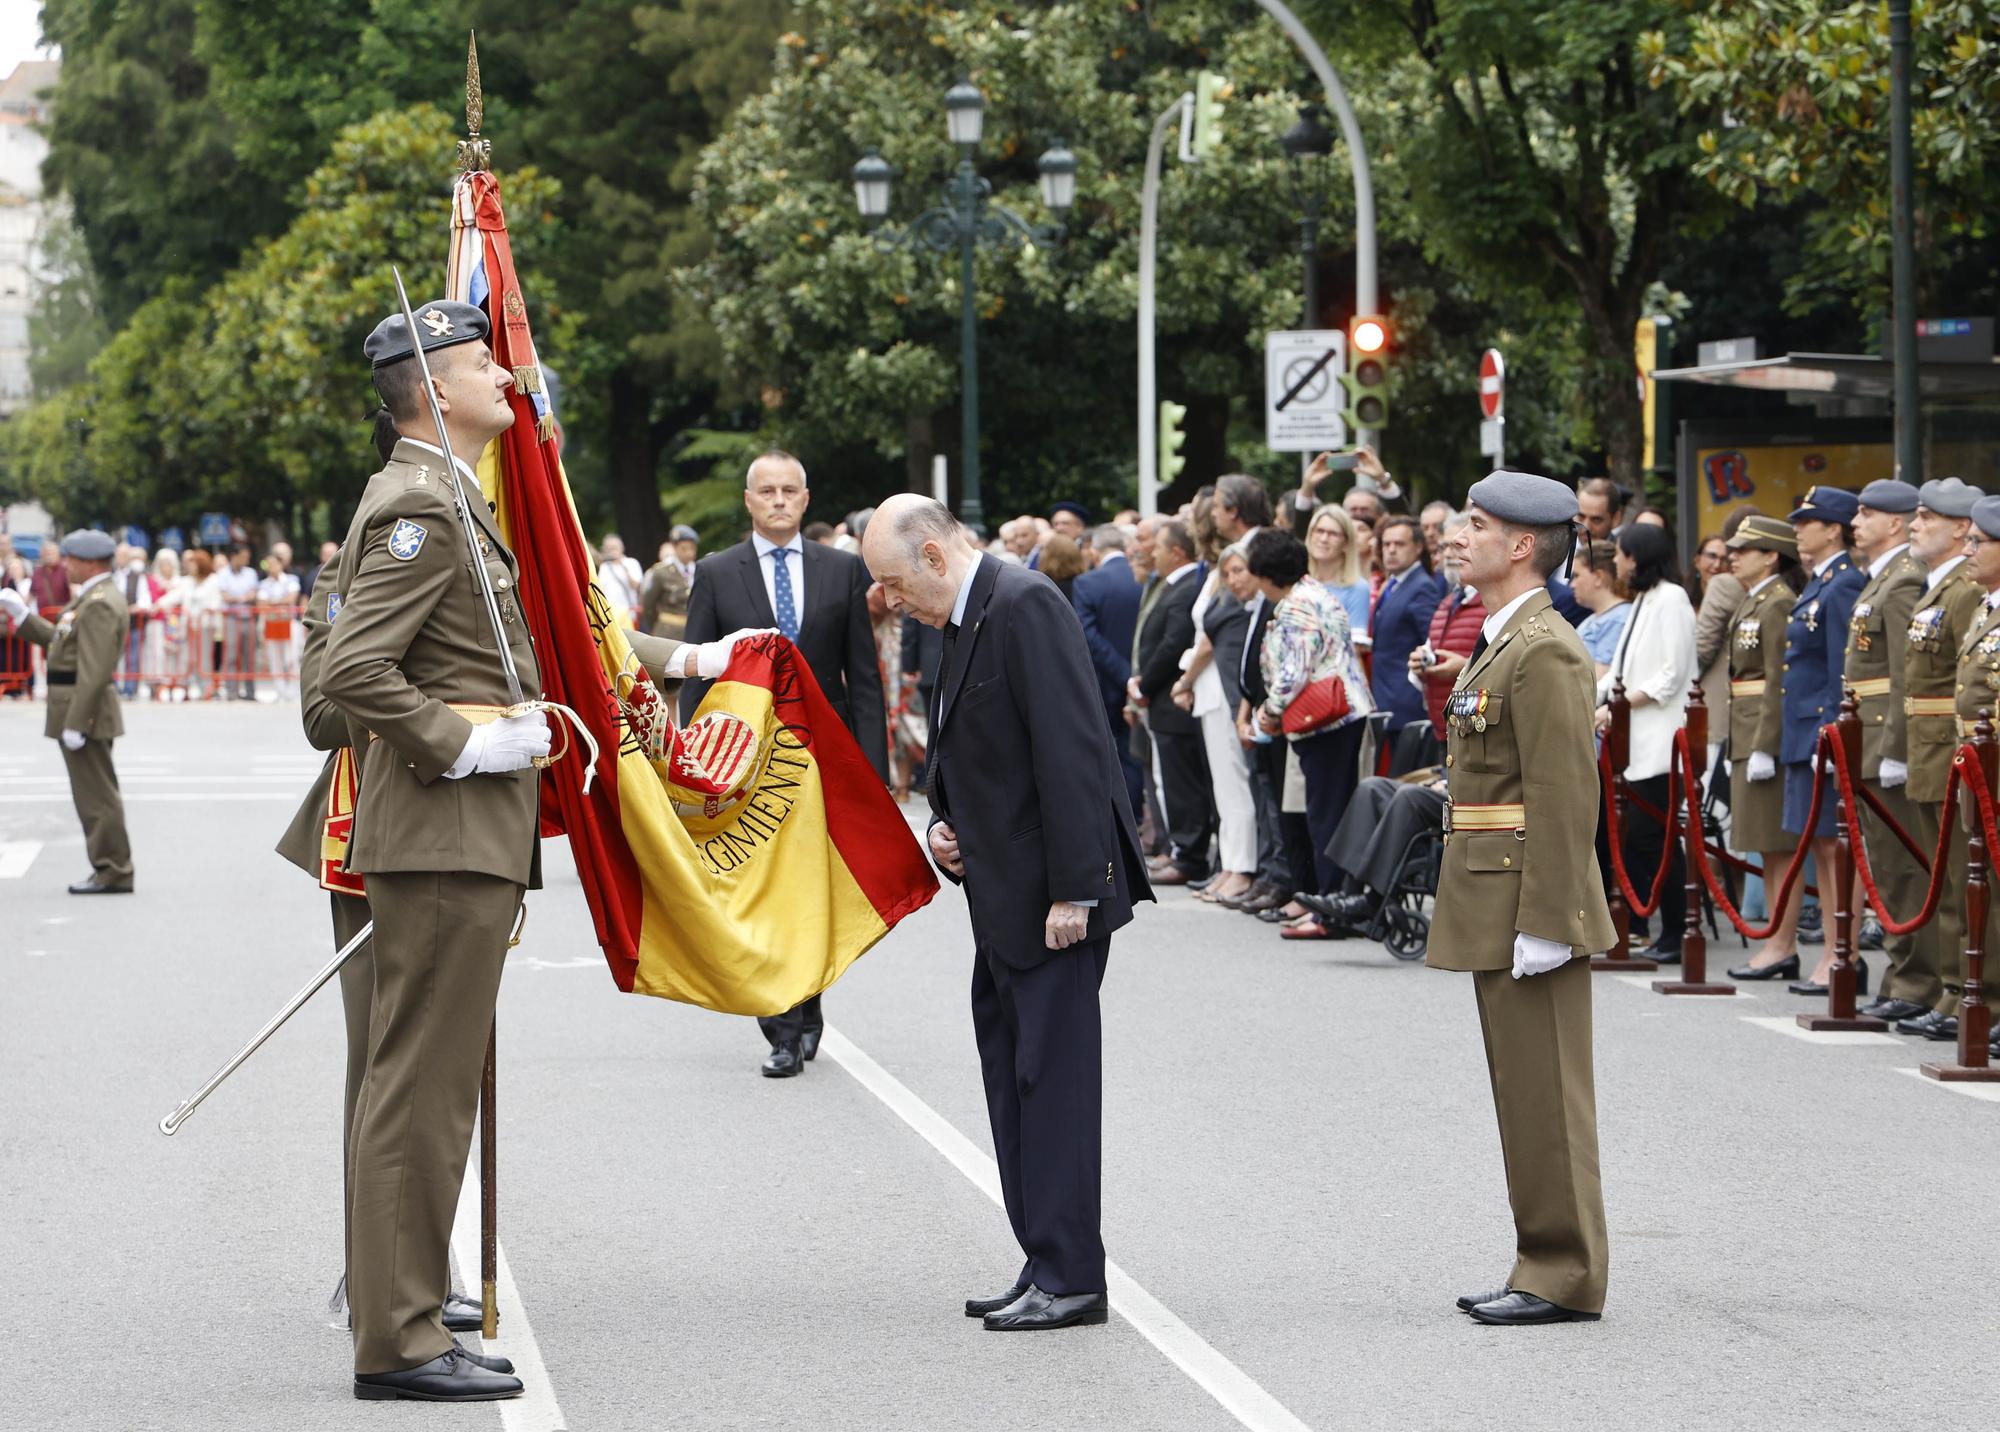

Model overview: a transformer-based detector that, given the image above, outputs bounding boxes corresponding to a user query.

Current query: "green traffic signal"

[1160,400,1189,481]
[1191,71,1228,160]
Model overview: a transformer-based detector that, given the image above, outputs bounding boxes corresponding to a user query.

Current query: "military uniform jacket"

[1954,590,2000,749]
[1782,552,1865,766]
[1843,547,1926,777]
[639,559,693,640]
[1727,577,1793,763]
[1426,588,1618,971]
[16,577,128,742]
[1905,559,1984,803]
[320,439,547,887]
[275,550,355,877]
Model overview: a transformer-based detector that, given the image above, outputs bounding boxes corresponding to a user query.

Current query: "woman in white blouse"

[1593,523,1697,960]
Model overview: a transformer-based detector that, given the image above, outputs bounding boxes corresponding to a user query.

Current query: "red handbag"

[1280,674,1351,736]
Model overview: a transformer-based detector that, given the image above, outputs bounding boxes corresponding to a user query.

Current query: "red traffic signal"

[1349,315,1389,354]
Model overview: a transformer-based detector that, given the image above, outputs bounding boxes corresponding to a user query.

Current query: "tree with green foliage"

[1642,0,1999,324]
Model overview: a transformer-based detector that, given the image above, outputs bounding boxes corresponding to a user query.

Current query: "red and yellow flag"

[444,170,937,1014]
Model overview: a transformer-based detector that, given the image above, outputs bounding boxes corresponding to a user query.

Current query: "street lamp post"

[854,82,1076,535]
[1280,104,1335,330]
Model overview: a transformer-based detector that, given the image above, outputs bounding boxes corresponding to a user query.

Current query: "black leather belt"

[46,672,75,686]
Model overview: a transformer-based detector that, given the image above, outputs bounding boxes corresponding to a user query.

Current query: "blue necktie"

[769,546,799,640]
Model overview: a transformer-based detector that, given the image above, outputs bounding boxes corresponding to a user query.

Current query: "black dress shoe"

[762,1042,804,1078]
[1789,959,1868,999]
[68,878,132,895]
[1467,1291,1600,1325]
[1240,885,1291,914]
[1643,942,1682,965]
[800,1029,821,1062]
[1861,998,1929,1023]
[1455,1286,1510,1313]
[1858,918,1885,951]
[964,1281,1029,1317]
[983,1283,1109,1331]
[1913,1012,1958,1041]
[354,1348,523,1401]
[454,1340,515,1375]
[1728,954,1799,981]
[442,1291,484,1332]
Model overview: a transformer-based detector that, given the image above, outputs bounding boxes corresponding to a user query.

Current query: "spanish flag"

[444,168,937,1014]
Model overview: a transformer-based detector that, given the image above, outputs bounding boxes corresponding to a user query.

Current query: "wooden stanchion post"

[1656,680,1732,995]
[1802,692,1888,1030]
[480,1018,498,1338]
[1924,711,2000,1080]
[1594,677,1659,973]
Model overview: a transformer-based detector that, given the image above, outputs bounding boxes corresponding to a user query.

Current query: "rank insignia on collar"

[388,519,428,562]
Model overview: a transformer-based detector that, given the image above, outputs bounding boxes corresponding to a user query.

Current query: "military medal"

[1804,599,1820,632]
[1472,690,1489,732]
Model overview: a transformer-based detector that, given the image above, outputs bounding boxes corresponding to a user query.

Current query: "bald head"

[861,493,978,629]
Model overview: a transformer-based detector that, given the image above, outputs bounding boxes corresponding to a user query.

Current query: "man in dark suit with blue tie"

[863,494,1151,1332]
[681,450,889,1077]
[1369,514,1446,733]
[1070,525,1145,816]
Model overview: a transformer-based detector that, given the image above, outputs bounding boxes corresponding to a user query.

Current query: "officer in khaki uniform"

[1872,478,1984,1033]
[1926,490,2000,1056]
[1842,478,1935,1009]
[639,524,700,640]
[1719,516,1799,977]
[0,529,135,893]
[1428,471,1616,1326]
[325,298,753,1401]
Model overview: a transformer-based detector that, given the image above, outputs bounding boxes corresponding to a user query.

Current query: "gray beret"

[364,298,490,371]
[670,525,699,544]
[1918,476,1983,519]
[1857,478,1919,514]
[1464,470,1579,527]
[59,529,116,562]
[1973,495,2000,543]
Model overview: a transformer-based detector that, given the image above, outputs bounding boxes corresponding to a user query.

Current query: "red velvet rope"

[1599,744,1680,918]
[1824,734,1953,936]
[1961,746,2000,868]
[1674,727,1828,942]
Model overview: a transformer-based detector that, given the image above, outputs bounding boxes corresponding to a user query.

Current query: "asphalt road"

[2,701,1994,1432]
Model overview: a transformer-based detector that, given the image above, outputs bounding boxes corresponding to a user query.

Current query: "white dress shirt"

[753,531,806,621]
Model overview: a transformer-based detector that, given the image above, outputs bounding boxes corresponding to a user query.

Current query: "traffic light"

[1341,315,1391,430]
[1159,401,1189,482]
[1190,71,1228,160]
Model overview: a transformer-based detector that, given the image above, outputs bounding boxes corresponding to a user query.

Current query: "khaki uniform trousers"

[1863,781,1943,1007]
[1905,801,1963,1014]
[61,737,132,887]
[1472,955,1609,1315]
[329,892,373,1282]
[346,870,517,1374]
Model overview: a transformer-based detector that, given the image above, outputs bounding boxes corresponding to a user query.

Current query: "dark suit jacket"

[1133,567,1201,736]
[681,536,889,780]
[1203,586,1251,709]
[1070,554,1140,712]
[928,555,1152,966]
[901,613,943,691]
[1369,565,1445,731]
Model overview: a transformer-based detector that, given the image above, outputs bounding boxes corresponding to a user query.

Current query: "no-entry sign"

[1478,348,1504,420]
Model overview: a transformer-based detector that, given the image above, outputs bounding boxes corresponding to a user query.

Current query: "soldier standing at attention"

[1427,471,1616,1327]
[1841,479,1939,1020]
[1884,479,1985,1037]
[0,529,135,894]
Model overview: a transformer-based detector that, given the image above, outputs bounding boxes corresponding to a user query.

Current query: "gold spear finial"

[457,31,491,172]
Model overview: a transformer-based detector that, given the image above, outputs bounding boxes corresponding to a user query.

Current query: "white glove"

[1511,931,1573,980]
[447,709,551,778]
[1879,758,1908,788]
[694,627,778,679]
[1746,751,1777,783]
[0,589,26,624]
[60,729,86,752]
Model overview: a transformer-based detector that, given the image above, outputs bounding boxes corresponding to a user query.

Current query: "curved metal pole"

[1137,95,1189,519]
[1254,0,1379,447]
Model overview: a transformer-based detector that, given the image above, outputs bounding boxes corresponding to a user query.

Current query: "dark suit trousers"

[1327,777,1446,896]
[758,993,824,1048]
[1251,737,1294,890]
[1106,700,1143,821]
[1152,724,1213,873]
[1293,722,1364,894]
[971,937,1108,1296]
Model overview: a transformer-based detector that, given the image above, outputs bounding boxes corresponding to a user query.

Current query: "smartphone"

[1315,451,1361,472]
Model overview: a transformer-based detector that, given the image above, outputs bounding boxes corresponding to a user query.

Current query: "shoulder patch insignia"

[387,519,428,562]
[326,593,343,623]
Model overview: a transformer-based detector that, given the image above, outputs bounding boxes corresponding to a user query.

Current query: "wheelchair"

[1363,824,1443,962]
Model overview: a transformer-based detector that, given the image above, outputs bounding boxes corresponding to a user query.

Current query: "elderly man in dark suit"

[1070,525,1145,815]
[863,494,1151,1332]
[1128,518,1212,882]
[681,449,889,1078]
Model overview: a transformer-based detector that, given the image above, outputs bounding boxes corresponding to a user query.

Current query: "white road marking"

[512,956,600,971]
[819,1027,1313,1432]
[451,1161,567,1431]
[1740,1015,1899,1046]
[0,793,292,803]
[1894,1065,2000,1102]
[0,840,43,878]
